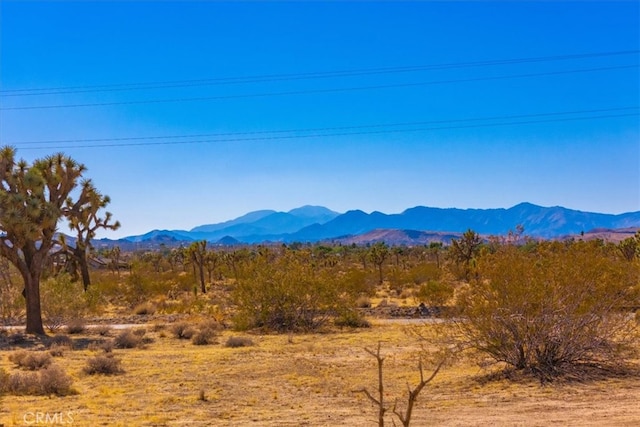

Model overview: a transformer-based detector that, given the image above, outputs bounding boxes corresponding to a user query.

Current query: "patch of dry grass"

[0,322,638,426]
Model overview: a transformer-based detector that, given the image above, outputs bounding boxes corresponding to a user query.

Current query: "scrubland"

[2,238,640,425]
[1,319,639,426]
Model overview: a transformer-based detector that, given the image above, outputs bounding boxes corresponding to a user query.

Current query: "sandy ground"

[1,321,639,426]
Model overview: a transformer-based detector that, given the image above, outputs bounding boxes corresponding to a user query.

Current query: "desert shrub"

[9,351,53,370]
[198,318,222,332]
[83,354,124,375]
[113,330,141,349]
[416,280,454,307]
[133,301,156,315]
[171,322,196,340]
[0,259,24,325]
[232,251,348,332]
[40,273,88,332]
[334,309,371,328]
[191,328,216,346]
[225,336,255,348]
[48,335,74,356]
[48,344,66,358]
[457,240,640,381]
[66,319,86,334]
[408,262,441,286]
[38,365,75,395]
[4,365,74,396]
[339,267,378,297]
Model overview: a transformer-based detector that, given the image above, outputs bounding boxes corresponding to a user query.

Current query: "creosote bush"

[457,240,640,381]
[232,250,349,332]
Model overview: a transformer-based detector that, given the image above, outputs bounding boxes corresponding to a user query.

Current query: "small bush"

[198,318,222,332]
[9,351,53,370]
[114,330,141,349]
[171,322,196,340]
[48,334,74,349]
[66,319,86,334]
[5,365,74,396]
[39,365,75,395]
[224,336,255,348]
[133,302,156,316]
[83,354,124,375]
[191,328,216,346]
[334,310,371,328]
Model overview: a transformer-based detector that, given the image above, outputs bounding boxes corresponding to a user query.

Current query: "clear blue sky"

[1,1,638,239]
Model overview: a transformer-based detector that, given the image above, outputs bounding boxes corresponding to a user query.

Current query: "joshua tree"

[0,147,117,334]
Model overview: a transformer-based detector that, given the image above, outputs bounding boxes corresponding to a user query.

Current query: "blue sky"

[0,1,638,239]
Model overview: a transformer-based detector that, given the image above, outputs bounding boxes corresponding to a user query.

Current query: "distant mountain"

[112,203,640,247]
[290,203,640,240]
[191,210,276,233]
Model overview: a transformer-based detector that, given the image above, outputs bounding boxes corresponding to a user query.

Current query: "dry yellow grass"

[1,321,639,426]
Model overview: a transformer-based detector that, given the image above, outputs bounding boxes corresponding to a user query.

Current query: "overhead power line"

[9,106,639,145]
[1,64,637,111]
[1,49,637,97]
[13,109,639,151]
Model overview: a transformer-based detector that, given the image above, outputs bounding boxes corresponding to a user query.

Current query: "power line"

[14,111,639,151]
[1,50,637,97]
[1,64,636,111]
[9,106,639,145]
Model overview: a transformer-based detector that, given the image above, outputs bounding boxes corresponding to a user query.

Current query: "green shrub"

[40,274,88,332]
[232,251,348,332]
[416,280,454,307]
[334,310,371,328]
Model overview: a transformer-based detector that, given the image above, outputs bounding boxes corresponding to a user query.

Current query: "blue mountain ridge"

[119,203,640,245]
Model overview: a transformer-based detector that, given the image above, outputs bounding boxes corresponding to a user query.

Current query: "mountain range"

[99,203,640,248]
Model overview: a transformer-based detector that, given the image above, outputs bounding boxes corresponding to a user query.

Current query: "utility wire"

[1,64,636,111]
[15,112,639,151]
[1,50,637,97]
[9,106,639,145]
